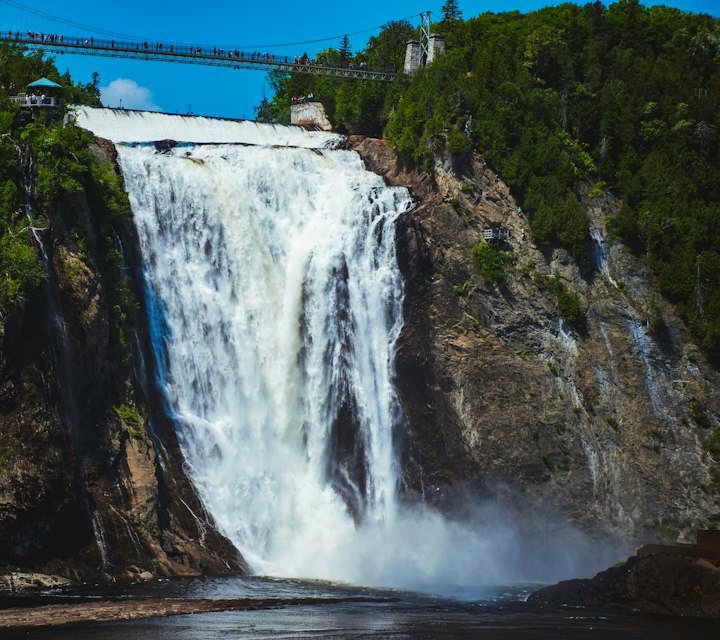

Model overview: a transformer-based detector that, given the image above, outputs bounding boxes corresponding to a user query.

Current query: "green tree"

[441,0,462,22]
[339,35,352,64]
[259,2,720,363]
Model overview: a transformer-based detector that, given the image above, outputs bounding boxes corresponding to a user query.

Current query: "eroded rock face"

[528,553,720,618]
[351,136,720,546]
[290,102,333,131]
[0,139,246,583]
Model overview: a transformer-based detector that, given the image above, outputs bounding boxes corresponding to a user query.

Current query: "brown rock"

[352,137,720,544]
[528,553,720,617]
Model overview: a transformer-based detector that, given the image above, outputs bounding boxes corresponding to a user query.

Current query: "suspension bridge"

[0,1,406,82]
[1,31,398,82]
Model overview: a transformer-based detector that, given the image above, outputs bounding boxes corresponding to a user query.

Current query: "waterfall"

[77,110,601,593]
[114,123,421,580]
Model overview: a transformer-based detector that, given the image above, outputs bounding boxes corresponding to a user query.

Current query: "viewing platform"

[483,227,512,242]
[9,94,62,108]
[6,77,63,110]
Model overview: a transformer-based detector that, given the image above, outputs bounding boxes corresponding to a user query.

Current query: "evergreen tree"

[441,0,462,22]
[254,94,272,122]
[339,35,352,64]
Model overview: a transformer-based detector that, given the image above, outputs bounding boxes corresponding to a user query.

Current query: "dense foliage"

[256,20,414,133]
[0,41,134,347]
[260,1,720,364]
[470,241,513,284]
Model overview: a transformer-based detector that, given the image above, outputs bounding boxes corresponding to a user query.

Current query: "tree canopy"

[259,1,720,364]
[441,1,463,23]
[0,42,122,326]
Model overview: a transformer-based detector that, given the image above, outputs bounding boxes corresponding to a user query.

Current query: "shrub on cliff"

[471,241,512,284]
[553,275,585,331]
[0,223,45,310]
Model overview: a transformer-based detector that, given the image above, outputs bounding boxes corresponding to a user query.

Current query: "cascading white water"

[78,110,607,594]
[73,106,339,147]
[118,135,421,580]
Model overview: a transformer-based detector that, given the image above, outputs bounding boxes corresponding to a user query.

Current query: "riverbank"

[0,595,396,631]
[529,552,720,618]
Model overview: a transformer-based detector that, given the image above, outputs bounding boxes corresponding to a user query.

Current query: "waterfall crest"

[73,106,340,147]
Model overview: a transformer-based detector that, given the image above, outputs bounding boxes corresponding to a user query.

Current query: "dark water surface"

[2,576,717,639]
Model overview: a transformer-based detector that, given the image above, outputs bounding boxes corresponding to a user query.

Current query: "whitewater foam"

[73,105,340,147]
[77,108,612,593]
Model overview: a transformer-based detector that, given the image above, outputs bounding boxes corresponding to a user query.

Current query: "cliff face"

[0,139,246,582]
[2,130,718,582]
[352,136,720,546]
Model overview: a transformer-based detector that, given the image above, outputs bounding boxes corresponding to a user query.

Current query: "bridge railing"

[1,31,397,81]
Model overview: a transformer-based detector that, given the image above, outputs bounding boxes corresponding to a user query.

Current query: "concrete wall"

[290,101,332,131]
[404,40,422,76]
[427,34,445,64]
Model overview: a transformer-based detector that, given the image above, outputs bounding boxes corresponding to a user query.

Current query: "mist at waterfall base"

[79,108,615,598]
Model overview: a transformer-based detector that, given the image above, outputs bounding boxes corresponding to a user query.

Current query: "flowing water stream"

[119,138,418,583]
[76,108,612,596]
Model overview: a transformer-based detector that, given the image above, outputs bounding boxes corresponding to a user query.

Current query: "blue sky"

[1,1,718,120]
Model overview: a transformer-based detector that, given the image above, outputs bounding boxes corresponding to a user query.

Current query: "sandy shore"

[0,595,395,630]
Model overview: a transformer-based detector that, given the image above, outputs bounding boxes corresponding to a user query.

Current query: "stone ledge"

[290,102,332,131]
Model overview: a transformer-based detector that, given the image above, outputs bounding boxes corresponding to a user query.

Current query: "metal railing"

[1,31,397,82]
[8,94,62,108]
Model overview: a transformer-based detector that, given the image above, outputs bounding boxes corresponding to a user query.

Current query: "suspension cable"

[0,0,422,51]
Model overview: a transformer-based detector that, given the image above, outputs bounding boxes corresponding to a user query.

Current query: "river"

[2,575,718,639]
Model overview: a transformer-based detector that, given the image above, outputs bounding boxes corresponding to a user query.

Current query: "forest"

[258,0,720,364]
[0,42,133,346]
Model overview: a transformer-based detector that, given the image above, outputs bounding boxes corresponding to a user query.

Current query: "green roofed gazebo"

[27,77,62,89]
[24,77,63,109]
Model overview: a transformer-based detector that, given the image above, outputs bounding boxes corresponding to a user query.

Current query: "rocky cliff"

[351,136,720,547]
[0,138,246,583]
[2,129,719,585]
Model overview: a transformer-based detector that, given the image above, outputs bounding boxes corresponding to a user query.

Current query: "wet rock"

[528,553,720,618]
[154,139,178,153]
[0,572,71,592]
[351,136,720,545]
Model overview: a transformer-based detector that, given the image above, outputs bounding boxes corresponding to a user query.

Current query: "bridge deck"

[0,32,397,82]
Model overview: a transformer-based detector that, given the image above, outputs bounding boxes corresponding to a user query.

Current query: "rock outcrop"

[290,101,333,131]
[0,138,246,585]
[351,136,720,546]
[528,553,720,618]
[529,530,720,617]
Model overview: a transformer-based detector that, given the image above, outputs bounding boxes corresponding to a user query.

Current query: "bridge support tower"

[403,12,445,76]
